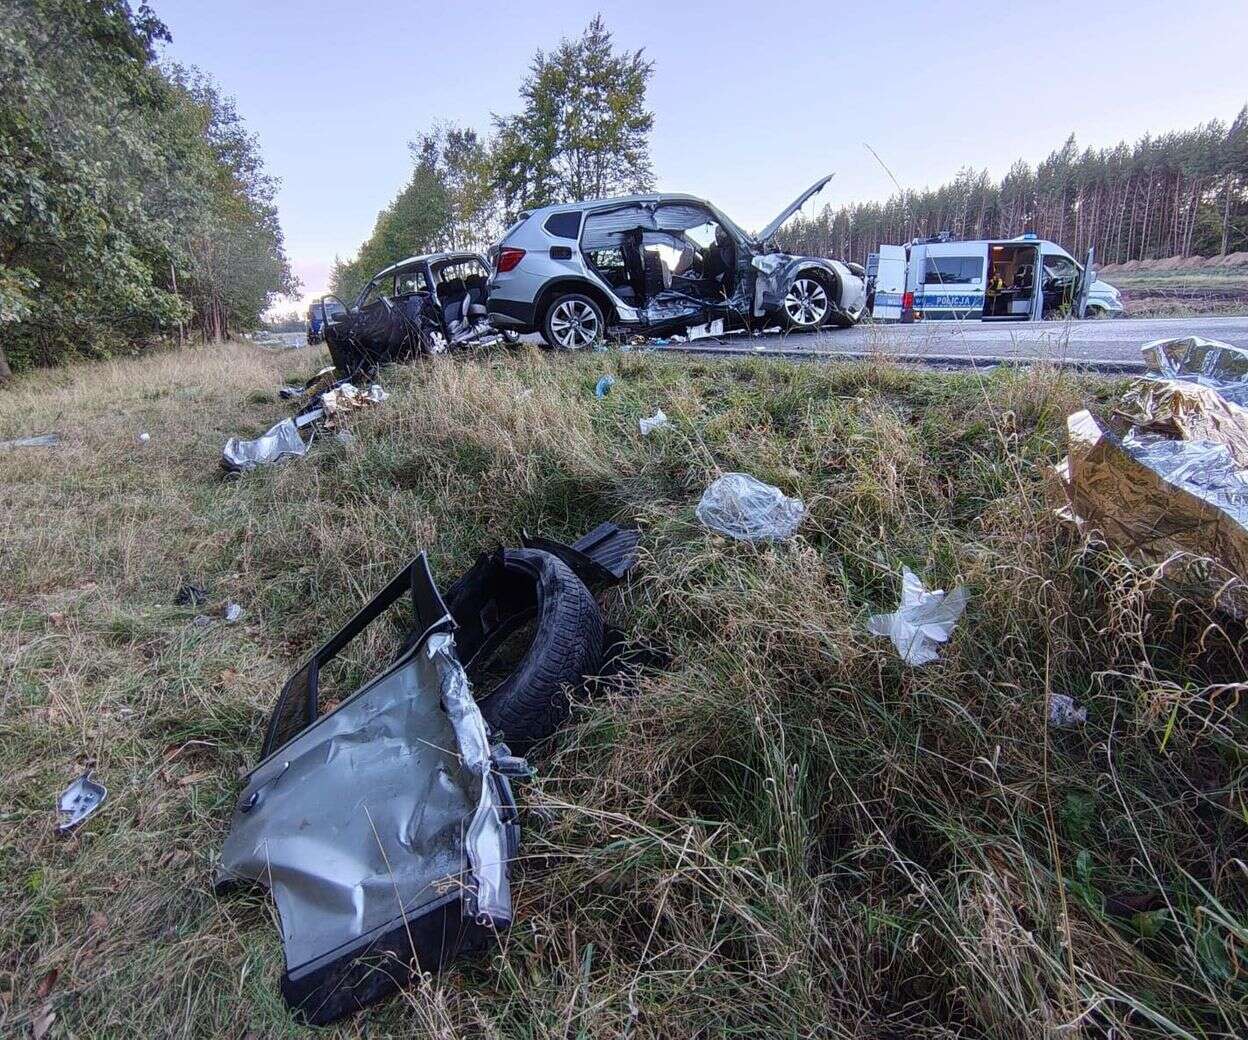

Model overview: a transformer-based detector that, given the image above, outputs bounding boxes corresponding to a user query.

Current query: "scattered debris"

[0,432,60,449]
[696,472,806,541]
[137,431,150,444]
[217,524,639,1024]
[57,770,107,833]
[277,385,302,400]
[595,375,615,398]
[174,583,208,607]
[639,408,668,435]
[221,418,307,472]
[320,381,387,422]
[1053,337,1248,615]
[223,603,243,624]
[334,430,356,446]
[1049,693,1088,728]
[867,567,969,666]
[688,318,724,340]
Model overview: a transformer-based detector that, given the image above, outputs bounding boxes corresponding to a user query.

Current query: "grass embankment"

[3,343,1247,1038]
[1099,266,1248,318]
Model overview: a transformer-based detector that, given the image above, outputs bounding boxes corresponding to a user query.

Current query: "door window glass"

[924,256,983,284]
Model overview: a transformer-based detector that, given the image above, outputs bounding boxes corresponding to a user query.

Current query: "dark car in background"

[306,297,346,345]
[319,252,518,373]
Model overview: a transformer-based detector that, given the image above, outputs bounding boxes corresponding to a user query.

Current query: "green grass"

[3,343,1247,1037]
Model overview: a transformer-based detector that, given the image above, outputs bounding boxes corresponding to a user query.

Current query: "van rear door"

[871,245,907,321]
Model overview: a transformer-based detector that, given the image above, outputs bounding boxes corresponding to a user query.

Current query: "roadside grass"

[3,342,1248,1038]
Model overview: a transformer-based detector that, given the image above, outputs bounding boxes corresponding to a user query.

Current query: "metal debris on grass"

[57,770,106,833]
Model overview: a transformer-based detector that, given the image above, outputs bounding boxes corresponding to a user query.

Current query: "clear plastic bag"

[695,472,806,541]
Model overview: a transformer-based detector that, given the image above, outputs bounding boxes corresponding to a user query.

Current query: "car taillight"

[495,247,526,273]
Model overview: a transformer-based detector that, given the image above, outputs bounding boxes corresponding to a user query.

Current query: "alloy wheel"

[783,277,829,327]
[549,299,600,349]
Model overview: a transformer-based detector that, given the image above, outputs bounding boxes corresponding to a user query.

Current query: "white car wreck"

[486,175,867,348]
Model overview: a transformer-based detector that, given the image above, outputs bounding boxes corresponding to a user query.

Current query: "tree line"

[782,114,1248,266]
[329,17,654,303]
[0,0,295,379]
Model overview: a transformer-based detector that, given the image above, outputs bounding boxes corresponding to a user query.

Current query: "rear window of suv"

[543,211,582,239]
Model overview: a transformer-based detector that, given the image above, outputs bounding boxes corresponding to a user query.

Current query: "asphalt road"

[654,314,1248,371]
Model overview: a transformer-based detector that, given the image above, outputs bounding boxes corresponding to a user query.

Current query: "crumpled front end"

[216,555,521,1025]
[751,253,867,327]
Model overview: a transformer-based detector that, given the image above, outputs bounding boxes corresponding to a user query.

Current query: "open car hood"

[755,173,834,245]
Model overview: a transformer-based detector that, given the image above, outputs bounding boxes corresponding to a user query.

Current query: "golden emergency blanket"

[1054,337,1248,615]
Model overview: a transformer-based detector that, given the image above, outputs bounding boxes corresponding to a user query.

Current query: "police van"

[868,233,1122,323]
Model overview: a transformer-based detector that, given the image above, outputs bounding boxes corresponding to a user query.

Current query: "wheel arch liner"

[215,554,520,1025]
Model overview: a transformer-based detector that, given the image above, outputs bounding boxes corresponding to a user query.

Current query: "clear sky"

[151,0,1248,311]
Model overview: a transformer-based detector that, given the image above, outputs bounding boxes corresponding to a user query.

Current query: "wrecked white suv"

[486,175,867,348]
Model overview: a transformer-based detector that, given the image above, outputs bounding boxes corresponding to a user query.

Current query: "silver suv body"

[486,176,867,348]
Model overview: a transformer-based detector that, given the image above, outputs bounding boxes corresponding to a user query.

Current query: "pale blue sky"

[152,0,1248,309]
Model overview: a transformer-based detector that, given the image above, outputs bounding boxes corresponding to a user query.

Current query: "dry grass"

[3,342,1248,1038]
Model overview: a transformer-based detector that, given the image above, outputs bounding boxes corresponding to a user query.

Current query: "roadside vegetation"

[4,344,1247,1037]
[0,1,296,378]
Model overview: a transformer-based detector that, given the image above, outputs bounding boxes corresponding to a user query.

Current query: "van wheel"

[778,274,831,331]
[542,293,604,350]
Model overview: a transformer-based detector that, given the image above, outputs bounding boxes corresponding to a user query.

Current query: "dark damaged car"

[485,175,867,349]
[320,252,519,373]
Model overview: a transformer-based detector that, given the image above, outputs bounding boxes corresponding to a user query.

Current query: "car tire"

[777,272,833,332]
[463,549,605,753]
[541,293,605,350]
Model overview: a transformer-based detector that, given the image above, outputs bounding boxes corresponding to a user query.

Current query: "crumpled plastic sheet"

[221,418,307,472]
[696,472,806,541]
[1049,693,1087,728]
[639,409,668,435]
[867,567,969,666]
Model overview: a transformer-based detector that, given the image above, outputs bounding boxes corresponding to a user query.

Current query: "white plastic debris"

[696,472,806,541]
[137,432,151,444]
[639,409,668,435]
[867,567,969,666]
[223,603,244,624]
[688,319,724,341]
[1048,693,1087,728]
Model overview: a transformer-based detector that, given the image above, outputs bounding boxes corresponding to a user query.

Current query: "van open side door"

[871,245,906,321]
[1074,247,1095,319]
